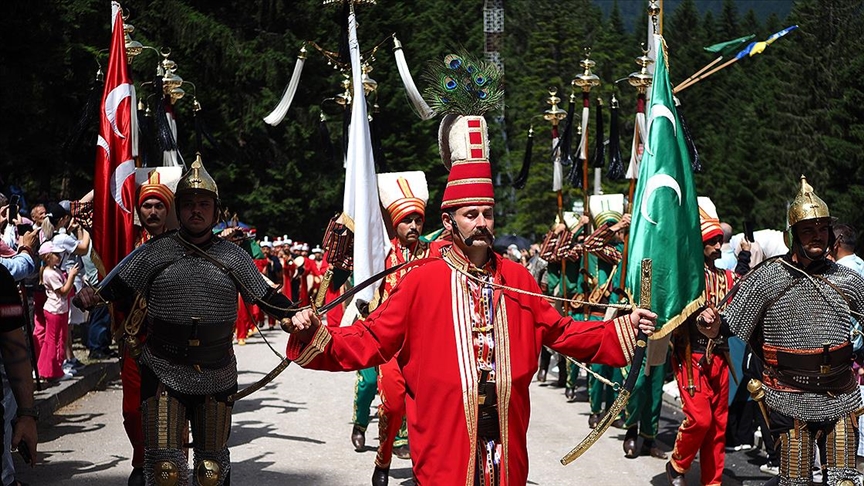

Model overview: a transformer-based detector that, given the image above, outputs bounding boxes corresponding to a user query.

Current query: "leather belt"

[763,342,856,393]
[477,371,500,441]
[147,318,234,367]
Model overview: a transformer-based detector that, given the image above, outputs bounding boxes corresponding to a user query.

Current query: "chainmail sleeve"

[834,265,864,318]
[100,233,178,300]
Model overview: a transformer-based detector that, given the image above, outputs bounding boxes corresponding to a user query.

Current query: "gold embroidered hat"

[377,171,428,224]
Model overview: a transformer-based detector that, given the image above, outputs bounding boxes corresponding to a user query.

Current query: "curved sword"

[561,258,652,465]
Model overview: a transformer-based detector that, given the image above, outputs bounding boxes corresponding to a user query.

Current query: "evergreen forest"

[1,0,862,252]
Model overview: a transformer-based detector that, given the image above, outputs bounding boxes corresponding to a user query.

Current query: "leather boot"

[352,425,366,452]
[536,369,547,383]
[666,461,687,486]
[372,466,389,486]
[623,426,639,458]
[588,413,600,429]
[565,387,577,402]
[641,439,668,459]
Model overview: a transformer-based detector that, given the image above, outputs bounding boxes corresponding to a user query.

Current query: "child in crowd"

[34,242,78,381]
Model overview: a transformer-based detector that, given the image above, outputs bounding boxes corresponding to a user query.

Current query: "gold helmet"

[175,153,219,201]
[787,175,829,228]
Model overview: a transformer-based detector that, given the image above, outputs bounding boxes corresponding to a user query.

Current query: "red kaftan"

[287,247,638,485]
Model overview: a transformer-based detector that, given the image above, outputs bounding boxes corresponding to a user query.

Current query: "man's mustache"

[471,228,493,239]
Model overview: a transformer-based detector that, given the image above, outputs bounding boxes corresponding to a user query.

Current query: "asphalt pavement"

[14,328,781,485]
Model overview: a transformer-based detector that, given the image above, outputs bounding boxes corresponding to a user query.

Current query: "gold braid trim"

[293,325,333,367]
[613,315,638,365]
[648,296,706,340]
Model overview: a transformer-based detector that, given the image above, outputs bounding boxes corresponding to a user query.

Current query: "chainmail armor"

[723,258,864,421]
[117,233,270,395]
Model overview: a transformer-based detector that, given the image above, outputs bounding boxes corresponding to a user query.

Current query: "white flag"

[340,5,390,325]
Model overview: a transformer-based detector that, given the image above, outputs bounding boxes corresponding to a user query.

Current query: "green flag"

[626,35,704,338]
[703,34,755,57]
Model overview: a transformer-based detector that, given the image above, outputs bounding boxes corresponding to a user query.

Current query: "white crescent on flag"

[110,160,136,214]
[96,135,110,159]
[645,104,677,156]
[104,83,133,139]
[640,173,682,225]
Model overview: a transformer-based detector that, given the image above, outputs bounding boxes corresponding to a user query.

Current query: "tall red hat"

[439,115,495,210]
[424,51,503,211]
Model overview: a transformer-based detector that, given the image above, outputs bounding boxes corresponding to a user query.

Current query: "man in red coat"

[124,170,175,486]
[667,197,736,486]
[287,114,657,485]
[371,171,446,485]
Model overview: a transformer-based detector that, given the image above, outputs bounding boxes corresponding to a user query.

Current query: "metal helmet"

[788,175,830,228]
[175,153,219,201]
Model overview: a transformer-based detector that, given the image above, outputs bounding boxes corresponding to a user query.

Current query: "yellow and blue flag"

[735,25,799,60]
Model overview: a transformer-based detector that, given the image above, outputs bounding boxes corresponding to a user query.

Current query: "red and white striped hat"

[439,115,495,210]
[377,171,428,224]
[698,196,722,242]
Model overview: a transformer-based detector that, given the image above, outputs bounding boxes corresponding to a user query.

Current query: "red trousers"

[376,357,406,468]
[236,296,255,340]
[671,352,729,486]
[121,345,145,468]
[36,310,67,380]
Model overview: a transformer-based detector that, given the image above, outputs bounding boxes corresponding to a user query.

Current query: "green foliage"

[0,0,861,257]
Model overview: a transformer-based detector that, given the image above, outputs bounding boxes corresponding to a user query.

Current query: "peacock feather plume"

[423,51,503,116]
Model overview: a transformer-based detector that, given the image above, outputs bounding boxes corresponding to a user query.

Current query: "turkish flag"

[93,1,137,275]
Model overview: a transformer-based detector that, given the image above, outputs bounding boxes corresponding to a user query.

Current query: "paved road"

[13,329,776,485]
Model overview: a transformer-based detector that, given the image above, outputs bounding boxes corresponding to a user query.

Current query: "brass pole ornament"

[123,15,144,60]
[572,49,601,93]
[628,44,654,94]
[543,87,567,127]
[159,48,185,103]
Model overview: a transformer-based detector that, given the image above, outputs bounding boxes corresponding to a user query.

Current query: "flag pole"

[673,56,723,92]
[572,49,601,290]
[621,39,655,284]
[544,88,568,312]
[673,57,738,93]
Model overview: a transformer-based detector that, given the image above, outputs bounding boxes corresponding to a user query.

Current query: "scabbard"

[723,350,739,386]
[684,333,696,397]
[228,358,291,402]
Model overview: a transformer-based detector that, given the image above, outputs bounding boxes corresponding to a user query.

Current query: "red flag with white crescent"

[93,1,136,275]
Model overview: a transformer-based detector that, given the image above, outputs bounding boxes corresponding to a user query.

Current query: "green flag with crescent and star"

[626,35,705,340]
